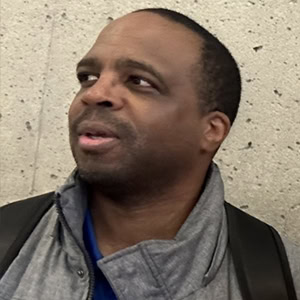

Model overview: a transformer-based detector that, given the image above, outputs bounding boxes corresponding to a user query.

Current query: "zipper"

[54,194,95,300]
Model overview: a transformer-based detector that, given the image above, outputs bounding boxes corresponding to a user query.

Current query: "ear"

[199,111,231,153]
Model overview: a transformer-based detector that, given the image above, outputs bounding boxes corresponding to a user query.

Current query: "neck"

[88,166,210,256]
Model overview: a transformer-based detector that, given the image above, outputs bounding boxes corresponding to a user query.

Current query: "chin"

[76,156,126,183]
[77,166,137,198]
[77,161,112,183]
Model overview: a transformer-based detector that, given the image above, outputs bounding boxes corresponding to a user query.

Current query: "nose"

[80,74,124,110]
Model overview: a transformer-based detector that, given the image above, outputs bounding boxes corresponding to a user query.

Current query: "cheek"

[68,97,81,123]
[157,110,201,152]
[136,105,195,146]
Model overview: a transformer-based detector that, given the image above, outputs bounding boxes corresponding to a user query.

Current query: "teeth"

[84,133,109,139]
[86,133,99,139]
[89,135,101,139]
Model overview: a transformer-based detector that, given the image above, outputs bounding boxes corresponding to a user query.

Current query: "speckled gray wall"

[0,0,299,243]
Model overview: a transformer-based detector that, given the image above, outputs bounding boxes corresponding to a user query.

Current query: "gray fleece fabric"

[0,163,299,300]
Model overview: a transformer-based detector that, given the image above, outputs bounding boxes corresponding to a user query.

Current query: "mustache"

[69,108,137,140]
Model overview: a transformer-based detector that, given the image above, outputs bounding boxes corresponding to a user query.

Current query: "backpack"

[0,192,297,300]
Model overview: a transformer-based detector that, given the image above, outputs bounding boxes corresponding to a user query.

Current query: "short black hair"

[134,8,241,124]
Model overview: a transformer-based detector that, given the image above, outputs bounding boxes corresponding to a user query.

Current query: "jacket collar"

[56,163,228,299]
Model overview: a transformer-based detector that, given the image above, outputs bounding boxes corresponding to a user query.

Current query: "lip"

[76,120,120,152]
[77,120,119,139]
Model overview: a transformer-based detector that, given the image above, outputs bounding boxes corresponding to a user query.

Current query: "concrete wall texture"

[0,0,299,243]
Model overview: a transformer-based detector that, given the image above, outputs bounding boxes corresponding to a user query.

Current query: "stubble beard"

[70,134,183,201]
[68,108,145,197]
[71,143,144,197]
[68,109,195,201]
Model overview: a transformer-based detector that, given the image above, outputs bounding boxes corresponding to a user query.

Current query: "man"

[0,8,299,300]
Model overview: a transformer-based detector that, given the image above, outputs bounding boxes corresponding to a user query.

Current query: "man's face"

[69,12,207,191]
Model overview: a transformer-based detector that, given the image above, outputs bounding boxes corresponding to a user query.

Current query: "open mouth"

[76,122,119,149]
[84,132,111,139]
[78,133,116,148]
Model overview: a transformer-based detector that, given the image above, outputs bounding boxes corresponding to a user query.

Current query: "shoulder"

[282,236,300,297]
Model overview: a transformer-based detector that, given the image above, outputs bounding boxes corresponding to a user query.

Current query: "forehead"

[86,12,202,72]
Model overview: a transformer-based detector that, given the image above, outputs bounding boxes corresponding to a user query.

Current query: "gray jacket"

[0,164,299,300]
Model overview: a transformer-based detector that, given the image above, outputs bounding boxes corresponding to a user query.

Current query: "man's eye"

[77,73,98,83]
[129,76,152,87]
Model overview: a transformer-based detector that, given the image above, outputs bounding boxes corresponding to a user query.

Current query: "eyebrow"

[76,57,167,89]
[115,58,165,85]
[76,57,101,71]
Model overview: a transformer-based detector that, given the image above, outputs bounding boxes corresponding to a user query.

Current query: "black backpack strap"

[270,227,298,300]
[225,202,297,300]
[0,192,54,279]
